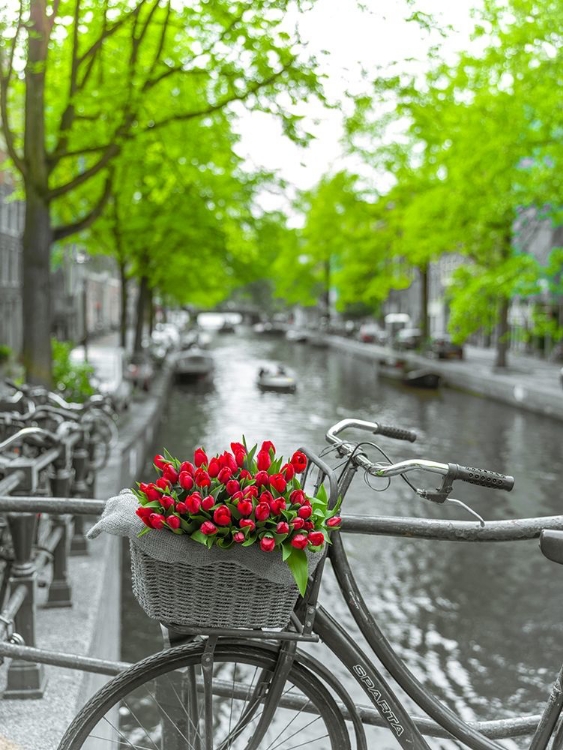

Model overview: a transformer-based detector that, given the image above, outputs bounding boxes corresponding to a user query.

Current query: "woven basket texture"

[130,543,299,629]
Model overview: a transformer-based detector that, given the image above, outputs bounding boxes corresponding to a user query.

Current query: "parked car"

[358,323,385,344]
[127,351,155,391]
[394,328,423,350]
[429,334,464,360]
[70,347,133,412]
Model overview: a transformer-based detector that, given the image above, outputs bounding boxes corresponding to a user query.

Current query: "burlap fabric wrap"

[88,490,323,628]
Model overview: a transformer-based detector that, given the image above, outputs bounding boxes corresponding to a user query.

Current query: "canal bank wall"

[0,365,174,750]
[327,336,563,422]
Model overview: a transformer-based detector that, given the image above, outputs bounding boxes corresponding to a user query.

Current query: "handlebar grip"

[375,424,417,443]
[448,463,514,491]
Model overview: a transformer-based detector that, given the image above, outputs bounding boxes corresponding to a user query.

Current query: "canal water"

[122,327,563,748]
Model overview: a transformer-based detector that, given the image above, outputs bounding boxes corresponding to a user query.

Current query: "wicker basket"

[130,543,300,629]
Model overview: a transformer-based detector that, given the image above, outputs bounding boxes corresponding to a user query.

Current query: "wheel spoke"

[58,643,349,750]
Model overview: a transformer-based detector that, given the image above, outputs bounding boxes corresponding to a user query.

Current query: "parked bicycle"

[56,418,563,749]
[0,381,119,613]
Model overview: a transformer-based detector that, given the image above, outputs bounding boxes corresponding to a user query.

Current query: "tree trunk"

[22,189,52,385]
[495,298,510,368]
[133,276,149,353]
[119,260,128,349]
[419,264,429,342]
[21,1,51,385]
[148,289,155,337]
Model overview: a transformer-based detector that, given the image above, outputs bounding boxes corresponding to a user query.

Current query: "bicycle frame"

[294,443,563,750]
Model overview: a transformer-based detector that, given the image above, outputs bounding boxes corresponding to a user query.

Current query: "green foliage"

[51,339,95,403]
[447,254,541,342]
[0,345,12,365]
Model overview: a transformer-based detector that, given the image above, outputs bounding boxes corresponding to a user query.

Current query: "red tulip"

[281,463,295,481]
[240,519,256,531]
[194,469,211,487]
[167,515,181,530]
[180,461,195,476]
[289,489,306,506]
[290,533,309,550]
[149,513,166,529]
[290,451,307,473]
[153,454,167,470]
[201,496,214,511]
[261,440,276,455]
[213,506,232,526]
[239,469,252,480]
[200,521,217,535]
[259,490,274,506]
[226,479,240,496]
[145,485,161,502]
[270,473,286,493]
[179,472,194,491]
[208,458,221,478]
[308,531,325,546]
[231,441,246,456]
[159,494,174,510]
[237,500,253,516]
[255,502,270,521]
[163,465,178,483]
[291,517,305,530]
[194,448,208,467]
[260,535,276,553]
[175,501,187,514]
[245,485,259,498]
[217,467,233,483]
[255,471,270,487]
[276,521,290,534]
[156,477,171,490]
[256,450,271,471]
[270,498,286,515]
[327,516,341,528]
[298,504,312,519]
[233,531,245,543]
[185,494,202,514]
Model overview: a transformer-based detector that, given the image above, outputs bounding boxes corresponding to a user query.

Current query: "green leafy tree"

[0,0,325,384]
[344,0,563,366]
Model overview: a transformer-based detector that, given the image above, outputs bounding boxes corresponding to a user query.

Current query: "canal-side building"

[0,179,24,357]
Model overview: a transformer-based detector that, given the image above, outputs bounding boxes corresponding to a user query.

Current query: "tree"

[343,0,563,366]
[0,0,325,384]
[67,108,260,350]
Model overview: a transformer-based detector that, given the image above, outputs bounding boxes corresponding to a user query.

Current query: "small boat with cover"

[257,365,297,393]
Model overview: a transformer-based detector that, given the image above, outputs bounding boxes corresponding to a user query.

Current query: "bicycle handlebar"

[327,418,417,444]
[325,418,515,494]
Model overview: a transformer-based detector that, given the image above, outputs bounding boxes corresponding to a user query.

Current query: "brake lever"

[446,498,485,527]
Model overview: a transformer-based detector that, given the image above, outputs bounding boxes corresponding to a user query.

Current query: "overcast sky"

[234,0,481,213]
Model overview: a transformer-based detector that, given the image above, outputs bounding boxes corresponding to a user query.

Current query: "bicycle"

[56,417,562,750]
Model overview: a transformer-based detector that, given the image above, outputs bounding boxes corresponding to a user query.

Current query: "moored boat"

[257,366,297,393]
[376,359,441,389]
[173,347,214,381]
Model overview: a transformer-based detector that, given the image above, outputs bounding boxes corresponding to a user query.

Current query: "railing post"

[70,436,90,555]
[45,449,74,606]
[3,513,46,698]
[43,517,72,609]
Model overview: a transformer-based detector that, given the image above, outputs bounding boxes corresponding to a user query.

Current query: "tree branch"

[141,64,290,133]
[49,0,82,169]
[52,170,113,241]
[48,140,121,199]
[0,8,26,176]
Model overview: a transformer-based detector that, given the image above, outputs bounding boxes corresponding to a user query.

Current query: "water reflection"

[122,328,563,748]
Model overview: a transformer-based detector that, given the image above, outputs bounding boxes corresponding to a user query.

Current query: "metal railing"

[0,386,117,698]
[2,491,563,741]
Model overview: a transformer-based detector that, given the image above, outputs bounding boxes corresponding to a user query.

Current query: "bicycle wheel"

[58,639,351,749]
